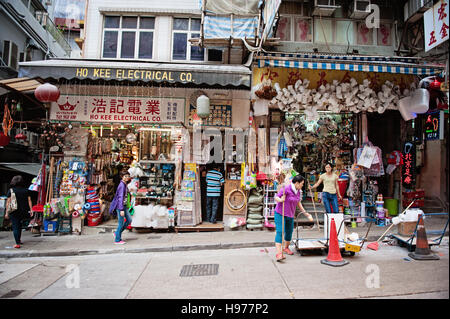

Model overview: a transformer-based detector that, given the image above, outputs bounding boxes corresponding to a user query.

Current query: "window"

[276,15,312,43]
[356,21,374,45]
[102,16,155,59]
[172,18,204,61]
[377,23,392,46]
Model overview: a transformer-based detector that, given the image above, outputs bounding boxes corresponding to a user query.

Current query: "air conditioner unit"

[349,0,371,19]
[312,0,340,17]
[404,0,433,22]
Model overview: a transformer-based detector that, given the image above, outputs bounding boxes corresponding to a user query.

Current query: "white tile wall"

[84,0,201,60]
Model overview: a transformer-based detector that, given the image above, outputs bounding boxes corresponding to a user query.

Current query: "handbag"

[6,188,18,214]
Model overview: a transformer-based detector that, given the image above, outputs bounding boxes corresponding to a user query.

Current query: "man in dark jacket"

[110,171,132,244]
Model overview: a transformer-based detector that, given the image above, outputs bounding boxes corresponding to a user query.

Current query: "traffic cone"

[408,214,439,260]
[321,218,349,267]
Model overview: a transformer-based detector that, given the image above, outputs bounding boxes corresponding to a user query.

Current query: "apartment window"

[172,18,204,61]
[276,15,312,42]
[377,23,392,46]
[102,16,155,59]
[356,21,374,45]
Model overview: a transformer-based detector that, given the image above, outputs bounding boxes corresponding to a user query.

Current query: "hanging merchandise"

[354,141,385,177]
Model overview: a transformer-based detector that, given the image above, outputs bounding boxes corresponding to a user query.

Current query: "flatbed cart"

[293,213,372,256]
[390,212,449,252]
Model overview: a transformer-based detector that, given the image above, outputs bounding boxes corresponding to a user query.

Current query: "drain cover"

[180,264,219,277]
[1,290,25,298]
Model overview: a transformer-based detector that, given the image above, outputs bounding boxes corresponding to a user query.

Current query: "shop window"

[172,17,204,61]
[356,21,374,45]
[102,16,155,59]
[377,23,392,46]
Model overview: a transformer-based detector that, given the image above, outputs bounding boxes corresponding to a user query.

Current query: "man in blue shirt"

[205,166,224,224]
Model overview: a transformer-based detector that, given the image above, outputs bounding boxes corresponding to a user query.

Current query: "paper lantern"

[34,83,60,103]
[196,95,210,118]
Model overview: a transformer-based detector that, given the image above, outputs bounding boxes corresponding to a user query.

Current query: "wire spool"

[225,189,247,212]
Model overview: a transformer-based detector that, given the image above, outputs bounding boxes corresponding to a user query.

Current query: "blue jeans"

[322,192,339,214]
[10,212,23,245]
[206,197,219,223]
[115,208,132,242]
[274,212,294,244]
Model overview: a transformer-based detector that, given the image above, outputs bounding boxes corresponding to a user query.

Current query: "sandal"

[276,253,286,262]
[283,247,294,255]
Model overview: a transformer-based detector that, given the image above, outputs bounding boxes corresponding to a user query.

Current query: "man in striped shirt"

[206,167,224,223]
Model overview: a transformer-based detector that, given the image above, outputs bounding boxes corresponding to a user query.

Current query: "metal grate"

[180,264,219,277]
[0,290,25,298]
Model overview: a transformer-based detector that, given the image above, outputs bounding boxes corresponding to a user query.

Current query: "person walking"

[5,175,33,249]
[309,163,342,214]
[274,175,312,261]
[205,166,224,224]
[110,171,132,244]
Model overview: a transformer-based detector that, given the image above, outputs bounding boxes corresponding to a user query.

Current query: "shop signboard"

[424,110,444,140]
[424,0,449,52]
[51,94,185,124]
[188,104,232,127]
[402,142,416,189]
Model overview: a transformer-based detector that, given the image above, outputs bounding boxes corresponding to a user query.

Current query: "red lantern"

[34,83,60,102]
[0,132,10,146]
[429,79,441,90]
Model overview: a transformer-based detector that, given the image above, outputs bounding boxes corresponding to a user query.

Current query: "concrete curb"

[0,241,276,259]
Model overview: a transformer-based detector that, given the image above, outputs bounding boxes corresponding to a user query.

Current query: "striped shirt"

[206,170,224,197]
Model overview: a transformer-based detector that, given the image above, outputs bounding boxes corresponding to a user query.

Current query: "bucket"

[87,212,102,226]
[384,198,399,216]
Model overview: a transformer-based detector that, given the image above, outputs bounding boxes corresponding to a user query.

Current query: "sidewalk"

[1,214,448,259]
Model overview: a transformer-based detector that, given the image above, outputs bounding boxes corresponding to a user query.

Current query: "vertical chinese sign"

[402,142,416,189]
[424,0,449,52]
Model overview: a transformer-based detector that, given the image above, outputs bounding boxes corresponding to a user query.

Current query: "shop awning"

[0,77,43,93]
[256,52,445,76]
[18,59,252,88]
[0,163,43,176]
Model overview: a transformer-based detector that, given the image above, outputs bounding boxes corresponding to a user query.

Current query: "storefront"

[250,52,445,229]
[17,59,252,234]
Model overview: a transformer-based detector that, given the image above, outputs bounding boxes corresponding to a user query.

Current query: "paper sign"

[357,146,377,168]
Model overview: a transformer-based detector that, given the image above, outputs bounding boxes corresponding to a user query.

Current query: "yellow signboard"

[253,67,416,92]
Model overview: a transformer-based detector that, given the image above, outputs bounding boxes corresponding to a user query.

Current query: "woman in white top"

[309,163,342,214]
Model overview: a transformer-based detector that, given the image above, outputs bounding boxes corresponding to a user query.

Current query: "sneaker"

[283,247,294,255]
[13,245,21,249]
[114,240,126,245]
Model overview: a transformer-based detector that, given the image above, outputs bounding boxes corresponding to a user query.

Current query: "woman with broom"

[274,175,313,261]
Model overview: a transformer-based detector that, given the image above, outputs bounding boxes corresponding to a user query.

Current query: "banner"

[51,94,185,124]
[424,0,449,52]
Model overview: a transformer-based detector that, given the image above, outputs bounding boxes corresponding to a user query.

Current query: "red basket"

[402,189,425,200]
[402,199,424,208]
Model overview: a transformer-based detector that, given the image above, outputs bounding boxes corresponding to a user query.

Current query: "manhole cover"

[1,290,25,298]
[147,236,162,239]
[180,264,219,277]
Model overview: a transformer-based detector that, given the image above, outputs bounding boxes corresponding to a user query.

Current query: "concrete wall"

[419,139,447,202]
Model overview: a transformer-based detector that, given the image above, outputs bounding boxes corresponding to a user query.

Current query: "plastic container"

[87,212,102,226]
[384,198,399,216]
[44,219,59,232]
[409,88,430,113]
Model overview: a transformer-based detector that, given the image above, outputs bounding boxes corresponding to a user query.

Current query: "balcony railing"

[35,11,72,56]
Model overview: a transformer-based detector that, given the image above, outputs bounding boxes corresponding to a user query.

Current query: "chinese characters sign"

[402,142,416,189]
[188,104,232,127]
[51,95,185,124]
[424,110,444,140]
[424,0,449,52]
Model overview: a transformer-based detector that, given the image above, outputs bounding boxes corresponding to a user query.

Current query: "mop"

[367,199,416,251]
[306,179,320,229]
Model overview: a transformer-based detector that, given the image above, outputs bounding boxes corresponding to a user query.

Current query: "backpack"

[7,188,18,214]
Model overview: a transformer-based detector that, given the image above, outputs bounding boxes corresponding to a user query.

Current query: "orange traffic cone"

[321,218,349,267]
[408,214,439,260]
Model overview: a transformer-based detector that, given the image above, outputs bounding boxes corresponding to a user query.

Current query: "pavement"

[1,213,448,259]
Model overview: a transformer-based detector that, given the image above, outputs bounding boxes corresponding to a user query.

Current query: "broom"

[367,199,416,251]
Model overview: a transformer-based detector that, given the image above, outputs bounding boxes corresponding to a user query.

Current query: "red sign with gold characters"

[51,94,185,124]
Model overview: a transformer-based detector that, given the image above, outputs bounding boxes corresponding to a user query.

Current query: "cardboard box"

[398,221,417,236]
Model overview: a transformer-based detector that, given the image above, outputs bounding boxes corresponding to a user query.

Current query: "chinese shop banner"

[51,95,185,124]
[402,142,416,189]
[424,0,449,52]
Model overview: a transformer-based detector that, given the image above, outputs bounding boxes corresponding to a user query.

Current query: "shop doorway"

[199,163,225,223]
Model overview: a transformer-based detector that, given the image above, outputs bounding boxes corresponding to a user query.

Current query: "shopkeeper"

[274,175,312,262]
[309,163,342,214]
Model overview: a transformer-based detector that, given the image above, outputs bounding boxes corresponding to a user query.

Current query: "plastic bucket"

[87,213,102,226]
[384,198,399,216]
